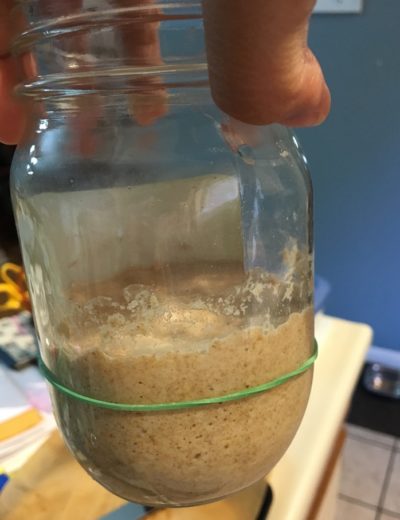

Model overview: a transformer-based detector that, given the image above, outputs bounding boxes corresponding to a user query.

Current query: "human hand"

[0,0,330,145]
[203,0,331,127]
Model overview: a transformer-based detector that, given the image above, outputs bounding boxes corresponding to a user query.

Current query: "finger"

[37,0,103,156]
[38,0,85,69]
[114,0,167,125]
[203,0,330,127]
[0,56,26,144]
[0,1,26,144]
[0,0,14,56]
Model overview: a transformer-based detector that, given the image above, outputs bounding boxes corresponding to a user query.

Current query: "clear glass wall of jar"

[10,0,314,507]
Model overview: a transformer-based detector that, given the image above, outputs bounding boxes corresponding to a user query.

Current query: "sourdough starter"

[49,265,313,506]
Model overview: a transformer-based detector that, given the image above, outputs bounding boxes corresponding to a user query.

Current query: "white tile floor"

[337,424,400,520]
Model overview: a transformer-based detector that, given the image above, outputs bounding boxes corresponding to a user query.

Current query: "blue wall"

[298,0,400,349]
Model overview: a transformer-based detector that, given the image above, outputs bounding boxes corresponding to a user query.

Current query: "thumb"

[203,0,330,127]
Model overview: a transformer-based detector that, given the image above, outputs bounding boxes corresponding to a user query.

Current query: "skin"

[0,0,330,145]
[203,0,331,127]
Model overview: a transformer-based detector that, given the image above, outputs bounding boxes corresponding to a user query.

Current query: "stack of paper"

[0,364,55,467]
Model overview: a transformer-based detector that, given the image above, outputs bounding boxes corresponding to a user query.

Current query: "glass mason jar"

[10,0,315,507]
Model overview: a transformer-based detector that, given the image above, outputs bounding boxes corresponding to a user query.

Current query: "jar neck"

[12,1,208,101]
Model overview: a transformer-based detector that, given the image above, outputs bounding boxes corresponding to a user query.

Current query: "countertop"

[267,313,373,520]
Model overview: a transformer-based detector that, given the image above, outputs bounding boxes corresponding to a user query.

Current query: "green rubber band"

[38,340,318,412]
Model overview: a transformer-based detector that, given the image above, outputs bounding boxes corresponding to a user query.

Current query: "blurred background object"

[0,145,19,266]
[0,263,30,315]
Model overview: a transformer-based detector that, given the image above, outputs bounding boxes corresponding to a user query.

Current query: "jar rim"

[12,2,203,55]
[12,2,207,100]
[15,66,209,100]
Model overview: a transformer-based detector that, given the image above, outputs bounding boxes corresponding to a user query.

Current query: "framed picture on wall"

[314,0,363,13]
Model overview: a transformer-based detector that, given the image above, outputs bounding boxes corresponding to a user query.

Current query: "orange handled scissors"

[0,263,31,313]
